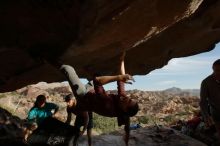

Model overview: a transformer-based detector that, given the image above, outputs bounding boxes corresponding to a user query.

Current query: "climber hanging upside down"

[50,52,139,146]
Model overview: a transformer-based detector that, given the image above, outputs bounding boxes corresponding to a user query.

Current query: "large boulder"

[0,107,207,146]
[77,126,207,146]
[0,0,220,92]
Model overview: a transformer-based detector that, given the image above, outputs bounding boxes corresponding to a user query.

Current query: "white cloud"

[157,80,177,85]
[148,57,213,76]
[162,58,210,71]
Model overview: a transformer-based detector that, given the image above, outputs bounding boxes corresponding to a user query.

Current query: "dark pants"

[75,112,93,130]
[27,117,77,146]
[73,112,93,146]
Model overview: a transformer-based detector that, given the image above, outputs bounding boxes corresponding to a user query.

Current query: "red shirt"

[74,79,125,117]
[67,79,130,126]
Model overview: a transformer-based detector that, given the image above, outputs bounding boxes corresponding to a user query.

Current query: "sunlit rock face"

[0,0,220,92]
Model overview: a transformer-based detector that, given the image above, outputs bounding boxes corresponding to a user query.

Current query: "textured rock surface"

[0,106,207,146]
[78,126,207,146]
[0,0,220,92]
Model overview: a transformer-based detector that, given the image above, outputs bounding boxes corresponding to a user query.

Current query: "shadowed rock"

[0,0,220,92]
[77,126,207,146]
[0,107,76,146]
[0,107,207,146]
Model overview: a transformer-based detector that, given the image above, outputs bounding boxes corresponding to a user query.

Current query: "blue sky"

[97,43,220,91]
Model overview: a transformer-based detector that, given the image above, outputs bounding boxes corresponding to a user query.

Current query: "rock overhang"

[0,0,220,92]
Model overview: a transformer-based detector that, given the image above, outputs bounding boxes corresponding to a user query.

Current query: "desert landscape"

[0,0,220,146]
[1,82,211,146]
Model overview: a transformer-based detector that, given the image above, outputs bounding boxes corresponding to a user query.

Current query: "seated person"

[64,94,93,146]
[57,54,139,146]
[25,94,59,141]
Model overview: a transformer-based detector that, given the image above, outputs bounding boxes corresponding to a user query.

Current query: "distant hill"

[163,87,182,94]
[163,87,200,97]
[0,83,201,123]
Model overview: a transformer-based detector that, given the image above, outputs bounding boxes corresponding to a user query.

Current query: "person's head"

[120,96,139,117]
[64,94,76,108]
[34,95,46,108]
[212,59,220,80]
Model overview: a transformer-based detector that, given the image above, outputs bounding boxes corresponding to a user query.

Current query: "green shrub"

[138,115,150,124]
[93,113,118,133]
[163,115,174,123]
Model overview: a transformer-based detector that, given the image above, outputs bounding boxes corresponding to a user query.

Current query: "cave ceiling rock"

[0,0,220,92]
